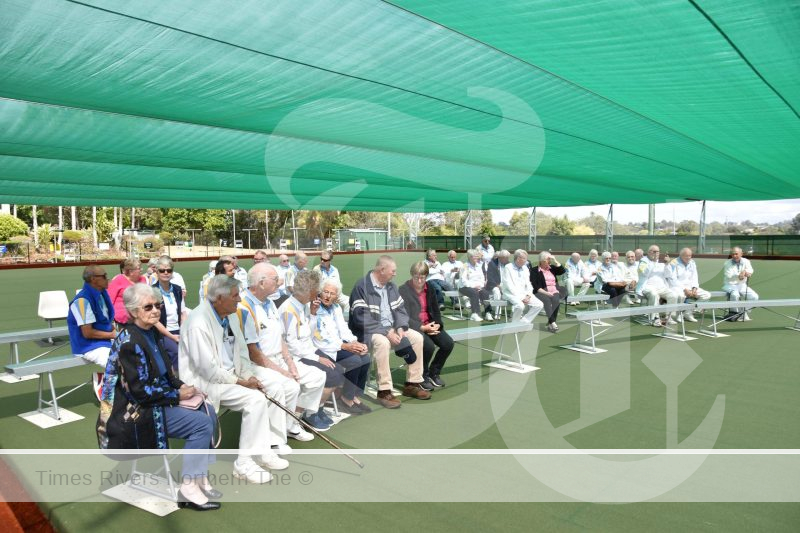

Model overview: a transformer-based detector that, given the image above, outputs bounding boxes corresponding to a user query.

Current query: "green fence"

[416,234,800,256]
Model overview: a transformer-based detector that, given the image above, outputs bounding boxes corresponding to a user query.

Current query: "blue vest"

[68,282,115,355]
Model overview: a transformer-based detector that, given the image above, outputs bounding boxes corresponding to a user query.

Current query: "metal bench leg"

[46,372,61,420]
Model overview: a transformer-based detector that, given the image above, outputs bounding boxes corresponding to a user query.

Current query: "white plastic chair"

[37,290,69,328]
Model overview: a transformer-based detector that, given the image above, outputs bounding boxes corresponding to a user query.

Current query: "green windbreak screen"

[0,0,798,211]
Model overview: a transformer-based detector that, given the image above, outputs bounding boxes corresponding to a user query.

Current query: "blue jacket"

[152,281,183,331]
[68,282,115,355]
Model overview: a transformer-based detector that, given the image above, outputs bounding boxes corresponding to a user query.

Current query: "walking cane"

[261,389,364,469]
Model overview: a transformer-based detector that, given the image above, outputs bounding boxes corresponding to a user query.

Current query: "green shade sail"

[0,0,798,211]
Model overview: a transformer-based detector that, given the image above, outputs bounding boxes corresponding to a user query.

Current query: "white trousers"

[642,286,678,321]
[506,295,544,322]
[213,382,272,463]
[251,366,300,445]
[81,346,110,367]
[267,354,325,420]
[565,277,590,297]
[723,284,759,313]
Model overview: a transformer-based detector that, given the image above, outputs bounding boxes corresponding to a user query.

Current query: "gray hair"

[248,262,277,287]
[497,249,511,259]
[601,251,612,260]
[467,249,482,260]
[320,277,342,295]
[207,274,240,302]
[294,251,307,264]
[426,249,437,260]
[123,284,162,315]
[589,249,598,257]
[155,255,173,269]
[513,249,528,261]
[82,265,102,282]
[538,251,550,262]
[293,270,320,298]
[120,258,140,273]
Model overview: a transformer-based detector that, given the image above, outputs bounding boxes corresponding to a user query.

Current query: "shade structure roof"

[1,0,798,212]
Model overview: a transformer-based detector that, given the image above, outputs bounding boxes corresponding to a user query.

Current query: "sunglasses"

[92,273,107,279]
[141,302,163,312]
[157,268,173,274]
[321,258,331,262]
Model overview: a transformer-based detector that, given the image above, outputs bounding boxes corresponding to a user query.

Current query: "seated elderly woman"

[279,270,347,430]
[459,249,494,322]
[151,255,187,370]
[398,261,454,388]
[595,251,628,309]
[99,283,219,511]
[529,251,567,333]
[108,258,146,327]
[310,277,372,415]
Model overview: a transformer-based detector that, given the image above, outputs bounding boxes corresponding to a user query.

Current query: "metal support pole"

[648,204,655,236]
[698,200,707,253]
[464,210,475,250]
[528,207,537,251]
[605,204,614,252]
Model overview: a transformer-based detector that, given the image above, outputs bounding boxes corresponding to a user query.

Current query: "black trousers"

[458,286,492,314]
[534,287,567,324]
[420,329,454,378]
[601,284,627,308]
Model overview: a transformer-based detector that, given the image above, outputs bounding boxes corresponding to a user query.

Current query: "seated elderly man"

[667,247,711,323]
[722,246,758,321]
[485,249,510,300]
[636,245,679,326]
[622,250,640,304]
[269,253,291,306]
[179,274,288,484]
[595,251,628,309]
[564,253,591,303]
[459,249,494,322]
[424,249,453,310]
[349,255,430,409]
[313,250,350,310]
[442,250,464,290]
[238,263,315,451]
[502,249,544,323]
[279,270,345,430]
[585,249,601,285]
[311,277,372,415]
[68,265,116,398]
[284,251,309,296]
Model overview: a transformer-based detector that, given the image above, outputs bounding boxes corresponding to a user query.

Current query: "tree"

[547,215,575,236]
[791,213,800,235]
[578,211,607,234]
[0,214,28,241]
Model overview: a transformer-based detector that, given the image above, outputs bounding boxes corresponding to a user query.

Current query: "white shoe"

[463,297,472,310]
[469,313,483,322]
[288,427,314,442]
[484,312,494,321]
[743,312,752,321]
[666,318,677,326]
[233,460,273,484]
[683,312,698,323]
[271,442,293,455]
[257,452,290,471]
[674,314,683,323]
[652,318,662,327]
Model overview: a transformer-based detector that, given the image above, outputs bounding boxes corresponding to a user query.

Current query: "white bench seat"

[693,299,800,338]
[563,303,695,354]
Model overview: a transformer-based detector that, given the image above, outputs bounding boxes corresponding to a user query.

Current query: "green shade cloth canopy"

[1,0,798,211]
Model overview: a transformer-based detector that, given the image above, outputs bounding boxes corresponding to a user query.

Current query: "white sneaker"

[469,313,483,322]
[743,312,752,321]
[463,297,472,310]
[683,312,698,323]
[674,314,683,323]
[484,312,494,321]
[652,318,662,327]
[257,452,290,471]
[288,427,314,442]
[666,317,677,326]
[233,460,273,484]
[271,442,293,455]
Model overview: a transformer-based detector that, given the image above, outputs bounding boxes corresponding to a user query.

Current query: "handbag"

[178,392,205,409]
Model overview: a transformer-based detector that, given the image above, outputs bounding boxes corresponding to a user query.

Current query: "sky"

[492,199,800,226]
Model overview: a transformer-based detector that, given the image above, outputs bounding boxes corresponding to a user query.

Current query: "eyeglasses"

[157,268,173,274]
[412,274,427,281]
[141,302,163,312]
[281,259,289,263]
[320,290,337,297]
[92,273,107,279]
[321,258,331,263]
[253,257,268,263]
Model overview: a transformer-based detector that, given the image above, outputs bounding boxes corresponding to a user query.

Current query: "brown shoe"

[402,383,432,400]
[376,390,401,409]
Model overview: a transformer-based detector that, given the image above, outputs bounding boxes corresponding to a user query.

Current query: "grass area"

[1,254,798,530]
